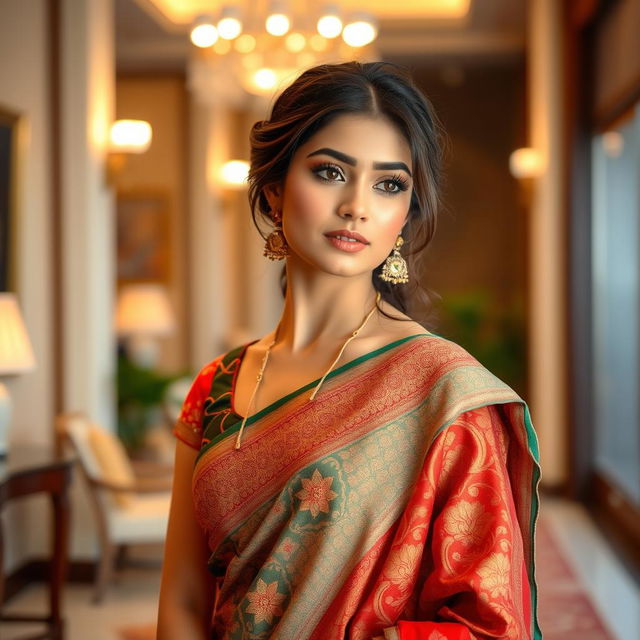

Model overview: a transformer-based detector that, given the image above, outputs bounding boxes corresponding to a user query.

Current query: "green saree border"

[196,332,432,459]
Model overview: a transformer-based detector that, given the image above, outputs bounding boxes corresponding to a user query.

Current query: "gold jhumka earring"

[380,235,409,284]
[263,209,289,261]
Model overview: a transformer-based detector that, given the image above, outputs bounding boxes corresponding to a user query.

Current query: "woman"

[158,61,541,640]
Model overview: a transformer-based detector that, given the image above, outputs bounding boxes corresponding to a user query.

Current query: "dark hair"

[248,61,445,323]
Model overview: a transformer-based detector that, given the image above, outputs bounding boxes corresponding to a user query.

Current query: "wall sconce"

[107,119,153,186]
[509,147,545,180]
[509,147,545,206]
[219,160,250,190]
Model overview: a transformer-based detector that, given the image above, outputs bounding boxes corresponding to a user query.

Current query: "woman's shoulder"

[187,341,255,387]
[406,333,523,404]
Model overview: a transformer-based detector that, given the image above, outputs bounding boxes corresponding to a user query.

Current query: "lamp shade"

[0,293,36,376]
[115,284,176,337]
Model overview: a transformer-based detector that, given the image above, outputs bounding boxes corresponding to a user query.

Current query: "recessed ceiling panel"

[139,0,472,26]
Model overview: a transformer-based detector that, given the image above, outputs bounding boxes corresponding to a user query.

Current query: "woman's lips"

[324,230,369,253]
[324,234,368,253]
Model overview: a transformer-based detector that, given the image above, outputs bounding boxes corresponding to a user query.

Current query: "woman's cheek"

[283,178,326,225]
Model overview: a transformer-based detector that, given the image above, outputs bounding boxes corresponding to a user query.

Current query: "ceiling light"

[285,32,306,53]
[217,7,242,40]
[265,1,290,36]
[342,13,378,47]
[234,34,256,53]
[190,16,218,48]
[317,5,342,38]
[253,68,278,91]
[266,13,290,36]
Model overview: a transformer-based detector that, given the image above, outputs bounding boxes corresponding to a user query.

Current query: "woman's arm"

[157,439,215,639]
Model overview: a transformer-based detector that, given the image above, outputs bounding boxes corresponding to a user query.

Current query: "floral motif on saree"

[174,334,541,640]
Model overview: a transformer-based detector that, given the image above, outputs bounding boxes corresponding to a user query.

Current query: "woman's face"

[268,113,414,279]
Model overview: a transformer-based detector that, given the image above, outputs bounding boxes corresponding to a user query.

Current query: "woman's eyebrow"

[307,148,356,165]
[373,160,412,176]
[306,148,412,177]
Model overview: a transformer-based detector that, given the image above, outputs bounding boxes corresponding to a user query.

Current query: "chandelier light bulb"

[285,32,306,53]
[234,34,256,53]
[317,15,342,39]
[217,7,242,40]
[342,13,378,47]
[266,13,290,36]
[190,18,219,48]
[218,17,242,39]
[253,68,278,91]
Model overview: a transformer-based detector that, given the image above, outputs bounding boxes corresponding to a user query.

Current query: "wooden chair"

[56,412,172,603]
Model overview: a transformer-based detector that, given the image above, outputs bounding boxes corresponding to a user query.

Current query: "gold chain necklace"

[234,292,381,450]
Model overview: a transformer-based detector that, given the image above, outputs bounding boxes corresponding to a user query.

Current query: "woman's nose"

[337,186,368,221]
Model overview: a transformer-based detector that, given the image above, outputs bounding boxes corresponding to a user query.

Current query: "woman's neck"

[274,262,379,354]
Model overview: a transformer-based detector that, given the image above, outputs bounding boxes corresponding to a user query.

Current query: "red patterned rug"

[536,516,615,639]
[119,516,615,639]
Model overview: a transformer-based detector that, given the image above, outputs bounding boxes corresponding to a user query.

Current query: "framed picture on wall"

[116,191,171,285]
[0,106,19,292]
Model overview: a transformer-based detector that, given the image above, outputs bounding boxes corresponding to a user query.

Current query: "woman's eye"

[314,164,344,182]
[374,175,409,194]
[379,180,400,193]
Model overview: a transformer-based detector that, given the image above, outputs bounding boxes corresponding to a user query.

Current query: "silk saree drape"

[174,334,541,640]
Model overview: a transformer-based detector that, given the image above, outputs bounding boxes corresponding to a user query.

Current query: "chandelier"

[187,3,379,98]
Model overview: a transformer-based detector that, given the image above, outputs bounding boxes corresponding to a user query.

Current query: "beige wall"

[0,1,54,446]
[0,0,54,571]
[0,0,116,569]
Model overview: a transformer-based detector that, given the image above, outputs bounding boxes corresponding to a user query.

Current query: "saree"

[174,333,542,640]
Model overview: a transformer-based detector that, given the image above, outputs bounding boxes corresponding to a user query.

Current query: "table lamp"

[115,283,176,368]
[0,293,37,457]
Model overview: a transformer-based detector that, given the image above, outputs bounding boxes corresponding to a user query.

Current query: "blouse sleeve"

[173,358,221,450]
[384,405,535,640]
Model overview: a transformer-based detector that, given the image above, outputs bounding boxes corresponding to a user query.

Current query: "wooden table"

[0,446,74,640]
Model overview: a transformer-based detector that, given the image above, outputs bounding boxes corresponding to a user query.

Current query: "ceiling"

[115,0,526,72]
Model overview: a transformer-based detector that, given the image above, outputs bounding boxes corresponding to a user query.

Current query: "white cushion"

[87,424,136,508]
[109,493,170,543]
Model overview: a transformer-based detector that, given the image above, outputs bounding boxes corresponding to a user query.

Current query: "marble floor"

[1,497,638,640]
[541,497,640,640]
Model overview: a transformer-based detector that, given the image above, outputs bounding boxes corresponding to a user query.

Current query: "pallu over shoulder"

[174,334,542,640]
